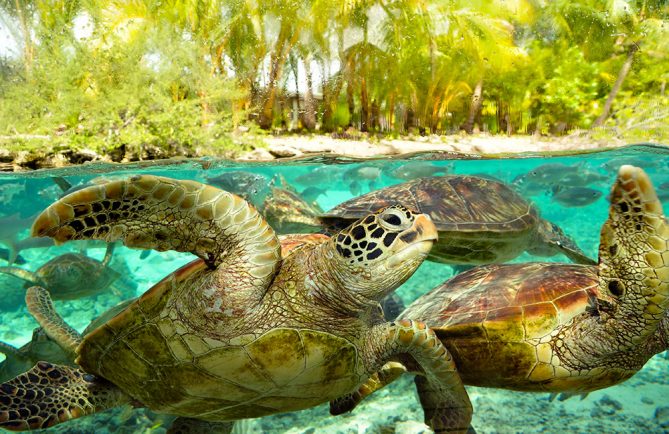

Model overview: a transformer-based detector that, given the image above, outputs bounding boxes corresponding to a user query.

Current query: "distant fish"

[512,174,546,196]
[388,162,452,180]
[600,157,659,172]
[344,165,382,181]
[0,182,25,203]
[205,171,268,203]
[295,166,342,185]
[551,186,602,207]
[523,163,575,184]
[0,213,54,264]
[300,186,328,203]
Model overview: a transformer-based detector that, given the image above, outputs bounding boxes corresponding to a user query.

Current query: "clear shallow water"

[0,144,668,433]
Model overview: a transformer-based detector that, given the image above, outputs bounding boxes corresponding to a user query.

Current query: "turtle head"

[596,165,669,346]
[531,219,597,265]
[327,205,437,302]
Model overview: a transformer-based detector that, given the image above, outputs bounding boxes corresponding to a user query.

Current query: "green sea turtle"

[259,174,323,234]
[0,299,134,382]
[330,165,669,416]
[0,175,472,433]
[0,244,119,300]
[318,175,595,265]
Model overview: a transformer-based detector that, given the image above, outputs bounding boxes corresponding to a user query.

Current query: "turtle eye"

[378,208,411,231]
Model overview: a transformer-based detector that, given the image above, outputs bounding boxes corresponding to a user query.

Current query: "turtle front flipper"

[531,219,596,265]
[596,165,669,343]
[31,175,281,293]
[0,362,129,431]
[0,267,40,286]
[370,319,472,433]
[25,286,81,357]
[0,342,21,358]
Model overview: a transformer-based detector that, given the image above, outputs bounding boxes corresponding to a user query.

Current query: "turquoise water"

[0,144,668,433]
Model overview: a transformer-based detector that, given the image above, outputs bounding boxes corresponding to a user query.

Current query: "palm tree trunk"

[14,0,34,77]
[462,80,483,134]
[360,76,369,132]
[593,43,639,128]
[259,25,292,129]
[303,55,316,131]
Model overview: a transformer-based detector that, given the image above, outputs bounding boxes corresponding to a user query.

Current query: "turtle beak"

[415,214,438,243]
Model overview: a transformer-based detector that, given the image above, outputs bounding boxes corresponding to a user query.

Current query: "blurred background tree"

[0,0,667,156]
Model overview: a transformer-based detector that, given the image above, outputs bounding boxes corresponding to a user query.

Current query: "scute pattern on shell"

[323,176,536,232]
[403,263,599,337]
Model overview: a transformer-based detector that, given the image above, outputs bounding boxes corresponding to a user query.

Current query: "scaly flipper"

[25,286,81,357]
[368,319,471,433]
[595,165,669,344]
[101,243,115,268]
[0,343,21,359]
[0,362,129,431]
[0,267,39,286]
[330,361,406,415]
[31,175,281,298]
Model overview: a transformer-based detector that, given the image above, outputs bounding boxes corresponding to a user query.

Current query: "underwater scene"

[0,144,668,433]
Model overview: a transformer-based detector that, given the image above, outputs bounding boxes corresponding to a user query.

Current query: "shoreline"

[0,132,648,172]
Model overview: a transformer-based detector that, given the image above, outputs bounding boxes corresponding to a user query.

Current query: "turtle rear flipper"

[26,286,81,357]
[0,362,129,431]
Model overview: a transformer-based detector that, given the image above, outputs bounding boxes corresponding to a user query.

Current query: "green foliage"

[533,46,601,131]
[0,9,248,157]
[0,0,668,151]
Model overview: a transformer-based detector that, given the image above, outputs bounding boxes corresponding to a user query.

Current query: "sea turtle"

[0,175,472,433]
[330,165,669,416]
[0,244,119,300]
[318,175,595,265]
[0,299,135,382]
[259,174,323,234]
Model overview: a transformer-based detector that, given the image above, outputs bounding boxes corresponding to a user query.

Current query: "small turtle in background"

[332,165,669,416]
[0,299,135,382]
[0,175,471,433]
[0,244,120,300]
[387,161,453,180]
[551,185,603,207]
[260,174,324,234]
[319,175,595,265]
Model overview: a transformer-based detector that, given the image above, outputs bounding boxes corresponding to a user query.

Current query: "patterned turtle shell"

[321,176,536,233]
[320,176,541,264]
[401,262,599,389]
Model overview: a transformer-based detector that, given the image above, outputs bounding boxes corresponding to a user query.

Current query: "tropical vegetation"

[0,0,667,156]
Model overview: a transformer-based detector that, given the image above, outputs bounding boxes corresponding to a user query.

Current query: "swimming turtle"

[0,299,135,382]
[331,165,669,416]
[319,175,595,265]
[0,175,472,433]
[0,244,119,300]
[259,174,323,234]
